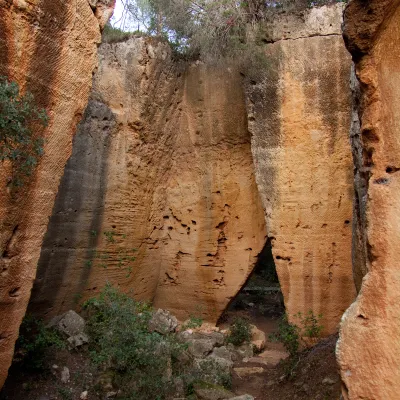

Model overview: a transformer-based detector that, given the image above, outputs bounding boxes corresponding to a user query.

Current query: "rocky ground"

[0,303,341,400]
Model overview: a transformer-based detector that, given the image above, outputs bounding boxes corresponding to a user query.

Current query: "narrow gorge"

[0,1,399,399]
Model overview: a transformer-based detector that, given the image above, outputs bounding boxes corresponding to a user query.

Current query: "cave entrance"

[217,238,285,335]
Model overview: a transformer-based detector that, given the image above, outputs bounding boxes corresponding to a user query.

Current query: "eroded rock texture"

[0,0,114,388]
[29,38,266,323]
[246,4,356,333]
[337,1,400,399]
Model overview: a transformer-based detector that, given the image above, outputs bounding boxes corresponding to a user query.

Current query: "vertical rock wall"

[337,1,400,398]
[0,0,114,388]
[29,38,266,323]
[246,4,356,333]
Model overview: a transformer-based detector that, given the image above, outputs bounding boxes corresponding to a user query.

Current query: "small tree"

[0,76,48,186]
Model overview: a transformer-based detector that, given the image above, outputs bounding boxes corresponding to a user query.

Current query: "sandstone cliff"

[245,4,356,334]
[0,0,114,389]
[29,38,267,323]
[337,1,400,398]
[29,4,355,337]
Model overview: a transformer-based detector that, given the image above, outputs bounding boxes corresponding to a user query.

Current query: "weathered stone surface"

[29,37,266,323]
[337,1,400,399]
[246,3,355,334]
[194,384,234,400]
[188,339,215,359]
[250,325,266,351]
[254,349,288,366]
[49,310,85,337]
[228,396,254,400]
[0,0,114,388]
[148,309,178,334]
[233,367,264,378]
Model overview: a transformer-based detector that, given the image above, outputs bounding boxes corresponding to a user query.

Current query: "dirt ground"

[220,290,341,400]
[1,290,341,400]
[231,335,341,400]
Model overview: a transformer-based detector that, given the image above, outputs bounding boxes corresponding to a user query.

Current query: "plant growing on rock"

[269,314,300,357]
[270,310,323,357]
[226,317,252,347]
[83,284,187,399]
[0,76,48,186]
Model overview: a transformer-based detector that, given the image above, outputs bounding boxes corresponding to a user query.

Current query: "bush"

[14,315,64,371]
[226,317,252,347]
[0,76,48,185]
[102,24,142,44]
[84,284,190,399]
[296,310,323,339]
[181,314,203,330]
[269,314,300,357]
[270,311,323,357]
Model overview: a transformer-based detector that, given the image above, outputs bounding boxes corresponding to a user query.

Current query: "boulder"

[209,346,233,363]
[49,310,85,337]
[67,333,89,349]
[233,367,264,378]
[250,325,266,352]
[188,339,215,358]
[234,343,254,360]
[256,349,288,366]
[228,396,254,400]
[148,309,178,335]
[179,330,225,347]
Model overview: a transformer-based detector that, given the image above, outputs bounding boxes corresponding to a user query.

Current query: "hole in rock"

[217,238,285,343]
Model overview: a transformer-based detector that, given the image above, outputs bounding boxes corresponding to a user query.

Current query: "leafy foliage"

[226,317,252,347]
[84,285,184,399]
[0,76,48,185]
[181,314,204,330]
[14,315,64,371]
[296,310,324,339]
[119,0,347,62]
[84,285,232,399]
[269,314,300,357]
[270,311,323,357]
[102,23,137,43]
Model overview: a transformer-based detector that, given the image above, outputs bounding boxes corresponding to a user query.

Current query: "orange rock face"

[29,38,267,323]
[246,4,356,334]
[0,0,114,389]
[337,1,400,398]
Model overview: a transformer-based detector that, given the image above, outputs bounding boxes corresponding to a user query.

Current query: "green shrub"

[83,284,187,399]
[296,310,323,339]
[102,24,141,44]
[226,317,252,347]
[14,315,64,371]
[269,314,300,357]
[270,311,323,357]
[181,314,203,330]
[0,76,48,185]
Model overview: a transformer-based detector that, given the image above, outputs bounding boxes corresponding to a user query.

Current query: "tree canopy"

[115,0,346,61]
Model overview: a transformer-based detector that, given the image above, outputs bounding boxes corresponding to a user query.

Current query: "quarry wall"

[246,4,356,333]
[29,38,267,323]
[30,4,355,335]
[0,0,115,388]
[0,2,360,389]
[337,1,400,398]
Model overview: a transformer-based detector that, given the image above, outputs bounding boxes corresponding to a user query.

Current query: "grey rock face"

[148,309,178,335]
[49,310,85,337]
